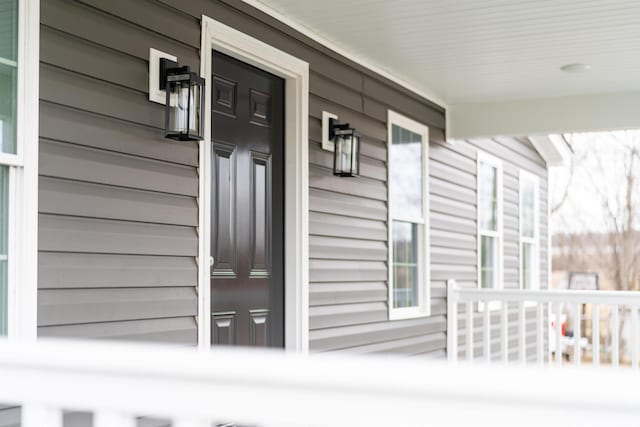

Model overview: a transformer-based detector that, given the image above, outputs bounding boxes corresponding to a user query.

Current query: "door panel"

[249,309,270,347]
[211,143,236,277]
[212,312,236,346]
[210,51,284,348]
[250,152,270,278]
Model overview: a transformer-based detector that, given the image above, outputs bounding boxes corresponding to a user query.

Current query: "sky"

[550,130,640,235]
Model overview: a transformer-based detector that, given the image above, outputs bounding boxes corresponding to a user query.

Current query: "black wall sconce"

[329,118,360,177]
[160,58,205,141]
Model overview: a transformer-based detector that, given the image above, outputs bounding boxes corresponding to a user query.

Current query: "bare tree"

[552,131,640,359]
[551,135,577,215]
[587,131,640,292]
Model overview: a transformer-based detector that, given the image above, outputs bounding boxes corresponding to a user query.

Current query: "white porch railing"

[447,280,640,368]
[2,339,640,427]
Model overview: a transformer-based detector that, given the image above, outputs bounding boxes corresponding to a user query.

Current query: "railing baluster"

[447,280,458,362]
[553,302,562,366]
[501,301,508,363]
[466,301,474,362]
[94,411,136,427]
[22,404,63,427]
[593,303,600,367]
[633,305,639,369]
[484,301,491,364]
[518,301,526,365]
[612,305,619,367]
[573,302,581,367]
[174,418,211,427]
[537,301,544,365]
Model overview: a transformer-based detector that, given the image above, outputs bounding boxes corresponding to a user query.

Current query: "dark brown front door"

[210,51,284,348]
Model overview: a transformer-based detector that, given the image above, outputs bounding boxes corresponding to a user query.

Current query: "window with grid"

[388,111,430,319]
[477,152,503,290]
[0,0,19,335]
[520,171,539,290]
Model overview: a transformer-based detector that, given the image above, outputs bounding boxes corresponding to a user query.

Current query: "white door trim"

[199,16,309,352]
[6,0,39,340]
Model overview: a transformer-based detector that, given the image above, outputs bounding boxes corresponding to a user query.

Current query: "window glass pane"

[521,242,535,290]
[392,220,419,308]
[521,179,536,238]
[0,166,7,335]
[0,64,17,155]
[390,124,423,219]
[0,0,18,155]
[479,162,498,231]
[480,235,497,289]
[0,0,18,61]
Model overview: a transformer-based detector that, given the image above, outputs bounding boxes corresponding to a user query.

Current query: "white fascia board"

[529,135,571,167]
[448,91,640,143]
[241,0,449,110]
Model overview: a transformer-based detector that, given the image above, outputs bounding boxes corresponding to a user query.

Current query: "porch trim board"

[4,338,640,426]
[8,0,39,340]
[199,16,310,351]
[238,0,448,112]
[449,91,640,140]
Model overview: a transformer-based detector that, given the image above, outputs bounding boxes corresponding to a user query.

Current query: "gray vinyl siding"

[38,0,549,355]
[449,137,549,362]
[37,0,447,349]
[0,406,19,427]
[38,0,200,342]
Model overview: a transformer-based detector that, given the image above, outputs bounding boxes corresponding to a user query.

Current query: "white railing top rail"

[1,338,640,426]
[451,286,640,305]
[447,280,640,369]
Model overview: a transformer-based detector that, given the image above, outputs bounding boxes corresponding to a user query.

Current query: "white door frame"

[199,16,309,352]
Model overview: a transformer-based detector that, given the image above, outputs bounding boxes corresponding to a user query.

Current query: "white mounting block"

[321,111,338,152]
[149,48,177,104]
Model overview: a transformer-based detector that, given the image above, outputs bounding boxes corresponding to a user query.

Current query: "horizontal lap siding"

[429,141,478,358]
[453,137,549,361]
[41,0,548,358]
[306,84,447,353]
[40,0,446,351]
[153,0,447,353]
[38,0,200,343]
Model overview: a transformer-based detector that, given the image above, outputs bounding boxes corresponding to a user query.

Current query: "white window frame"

[476,151,504,295]
[387,110,430,320]
[519,170,540,291]
[0,0,39,339]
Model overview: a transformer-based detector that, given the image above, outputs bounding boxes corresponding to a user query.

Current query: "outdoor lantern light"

[329,118,360,177]
[160,58,205,141]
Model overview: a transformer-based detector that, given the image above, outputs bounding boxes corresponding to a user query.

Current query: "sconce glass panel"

[333,129,360,177]
[165,67,205,141]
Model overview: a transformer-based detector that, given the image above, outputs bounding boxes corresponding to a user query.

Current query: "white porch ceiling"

[252,0,640,138]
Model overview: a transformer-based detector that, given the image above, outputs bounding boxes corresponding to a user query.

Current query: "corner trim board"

[199,15,309,352]
[8,0,39,340]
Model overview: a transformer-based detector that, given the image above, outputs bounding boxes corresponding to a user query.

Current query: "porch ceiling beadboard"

[252,0,640,137]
